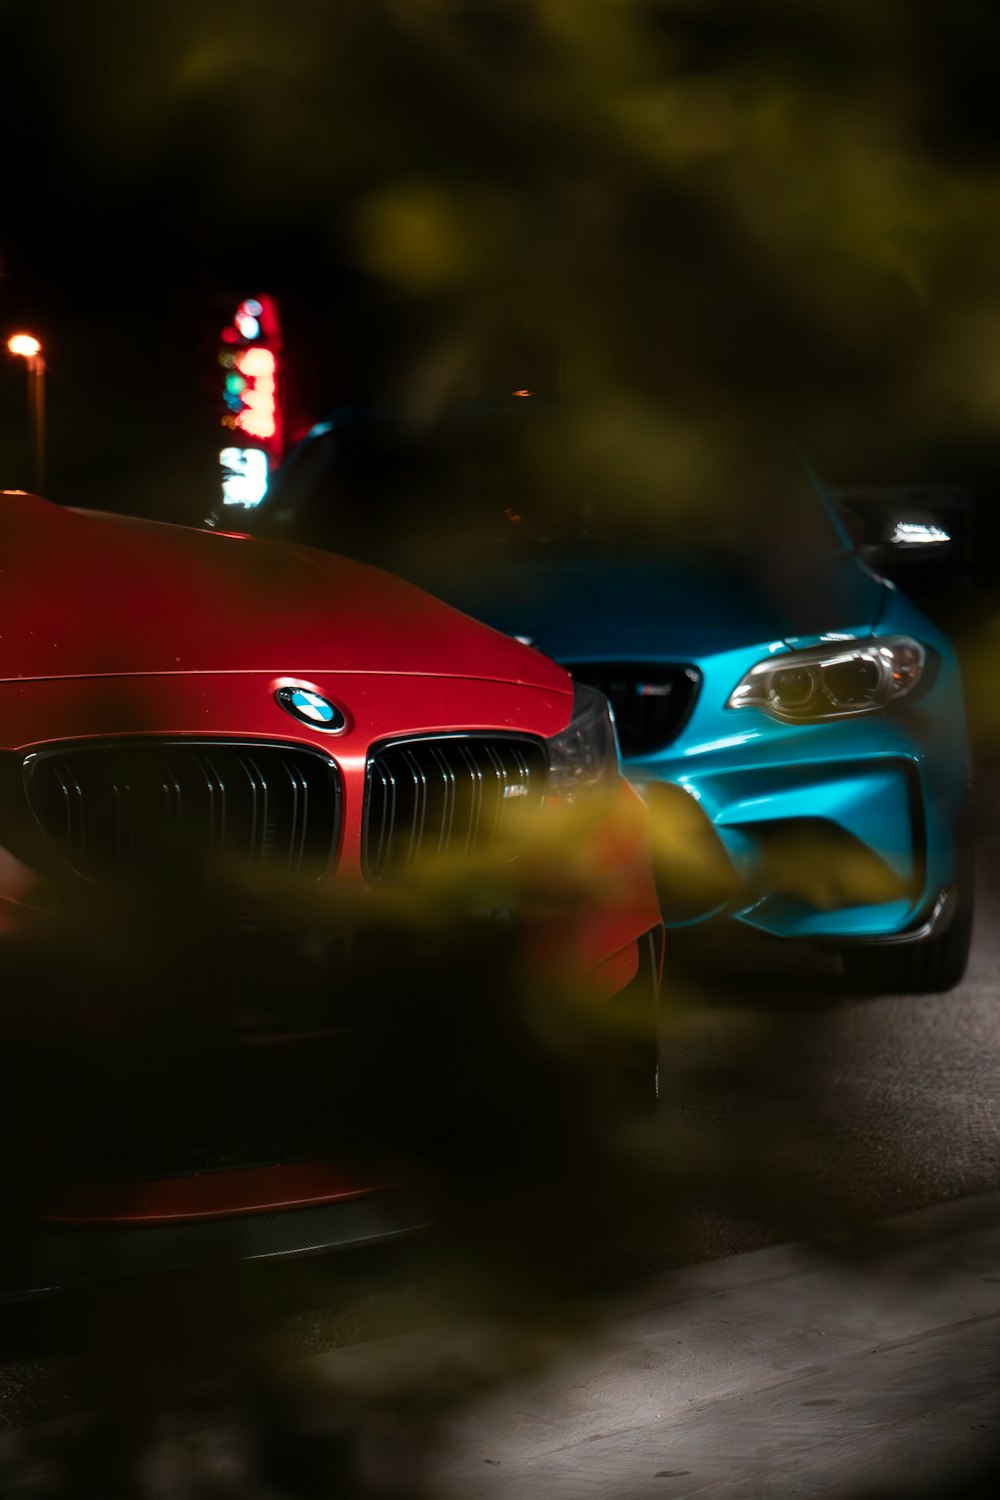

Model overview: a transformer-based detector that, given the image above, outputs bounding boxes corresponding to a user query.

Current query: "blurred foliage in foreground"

[0,806,988,1497]
[0,823,772,1494]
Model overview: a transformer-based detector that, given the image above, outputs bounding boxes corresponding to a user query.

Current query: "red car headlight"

[546,683,621,797]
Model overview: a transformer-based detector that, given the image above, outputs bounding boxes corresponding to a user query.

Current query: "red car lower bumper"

[3,781,661,1288]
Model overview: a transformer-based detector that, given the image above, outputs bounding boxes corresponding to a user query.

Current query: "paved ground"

[422,1193,1000,1498]
[4,1192,998,1497]
[651,839,1000,1261]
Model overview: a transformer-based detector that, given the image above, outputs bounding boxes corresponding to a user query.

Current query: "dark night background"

[5,0,1000,534]
[0,3,414,521]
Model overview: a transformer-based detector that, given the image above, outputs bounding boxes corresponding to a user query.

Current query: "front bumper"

[1,1188,430,1302]
[632,713,967,944]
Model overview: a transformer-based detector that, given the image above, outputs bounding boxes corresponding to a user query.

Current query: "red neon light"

[216,295,283,464]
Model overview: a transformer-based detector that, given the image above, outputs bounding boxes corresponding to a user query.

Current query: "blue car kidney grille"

[363,735,548,882]
[568,664,700,758]
[23,740,342,881]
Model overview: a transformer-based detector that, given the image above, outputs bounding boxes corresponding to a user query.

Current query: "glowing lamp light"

[240,386,274,413]
[235,312,260,339]
[236,347,276,378]
[239,298,264,318]
[8,333,42,358]
[220,446,269,507]
[7,332,46,492]
[221,327,240,344]
[236,409,276,439]
[891,520,951,546]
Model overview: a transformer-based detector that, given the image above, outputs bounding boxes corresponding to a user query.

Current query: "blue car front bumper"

[577,615,969,946]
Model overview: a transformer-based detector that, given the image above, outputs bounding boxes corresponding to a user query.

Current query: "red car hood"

[0,493,569,693]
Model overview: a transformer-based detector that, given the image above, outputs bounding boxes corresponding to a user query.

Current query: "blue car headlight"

[727,636,927,722]
[547,683,621,795]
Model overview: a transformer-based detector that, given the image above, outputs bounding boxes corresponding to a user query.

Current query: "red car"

[0,489,663,1297]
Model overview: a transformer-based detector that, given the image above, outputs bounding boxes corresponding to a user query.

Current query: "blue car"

[223,399,973,993]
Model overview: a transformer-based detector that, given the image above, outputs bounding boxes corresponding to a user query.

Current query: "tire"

[841,868,974,996]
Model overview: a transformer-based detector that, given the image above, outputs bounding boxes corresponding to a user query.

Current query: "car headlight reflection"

[727,636,927,722]
[547,682,621,795]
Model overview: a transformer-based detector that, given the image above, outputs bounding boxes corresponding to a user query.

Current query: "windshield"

[256,398,846,580]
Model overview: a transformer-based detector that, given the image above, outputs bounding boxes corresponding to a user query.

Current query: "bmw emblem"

[275,686,347,732]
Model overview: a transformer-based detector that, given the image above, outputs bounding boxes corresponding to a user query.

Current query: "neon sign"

[220,446,269,508]
[216,294,282,507]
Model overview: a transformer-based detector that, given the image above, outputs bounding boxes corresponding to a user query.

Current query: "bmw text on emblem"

[275,687,347,732]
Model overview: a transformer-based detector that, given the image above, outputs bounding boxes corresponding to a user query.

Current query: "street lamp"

[6,332,46,493]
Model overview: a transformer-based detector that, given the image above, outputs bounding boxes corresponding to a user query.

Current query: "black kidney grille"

[568,664,700,758]
[23,741,342,881]
[363,736,548,881]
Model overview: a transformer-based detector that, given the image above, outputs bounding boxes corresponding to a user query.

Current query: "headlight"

[547,682,621,795]
[727,636,927,722]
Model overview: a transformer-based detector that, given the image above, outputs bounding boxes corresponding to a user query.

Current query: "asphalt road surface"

[657,838,1000,1260]
[3,846,1000,1433]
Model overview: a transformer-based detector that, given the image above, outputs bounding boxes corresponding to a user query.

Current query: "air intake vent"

[363,735,548,882]
[567,664,700,758]
[24,740,342,881]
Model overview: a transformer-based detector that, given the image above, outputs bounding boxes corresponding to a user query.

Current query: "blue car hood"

[443,547,887,660]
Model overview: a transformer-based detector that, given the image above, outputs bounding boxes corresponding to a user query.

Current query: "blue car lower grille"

[23,740,342,881]
[568,664,700,758]
[363,735,548,882]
